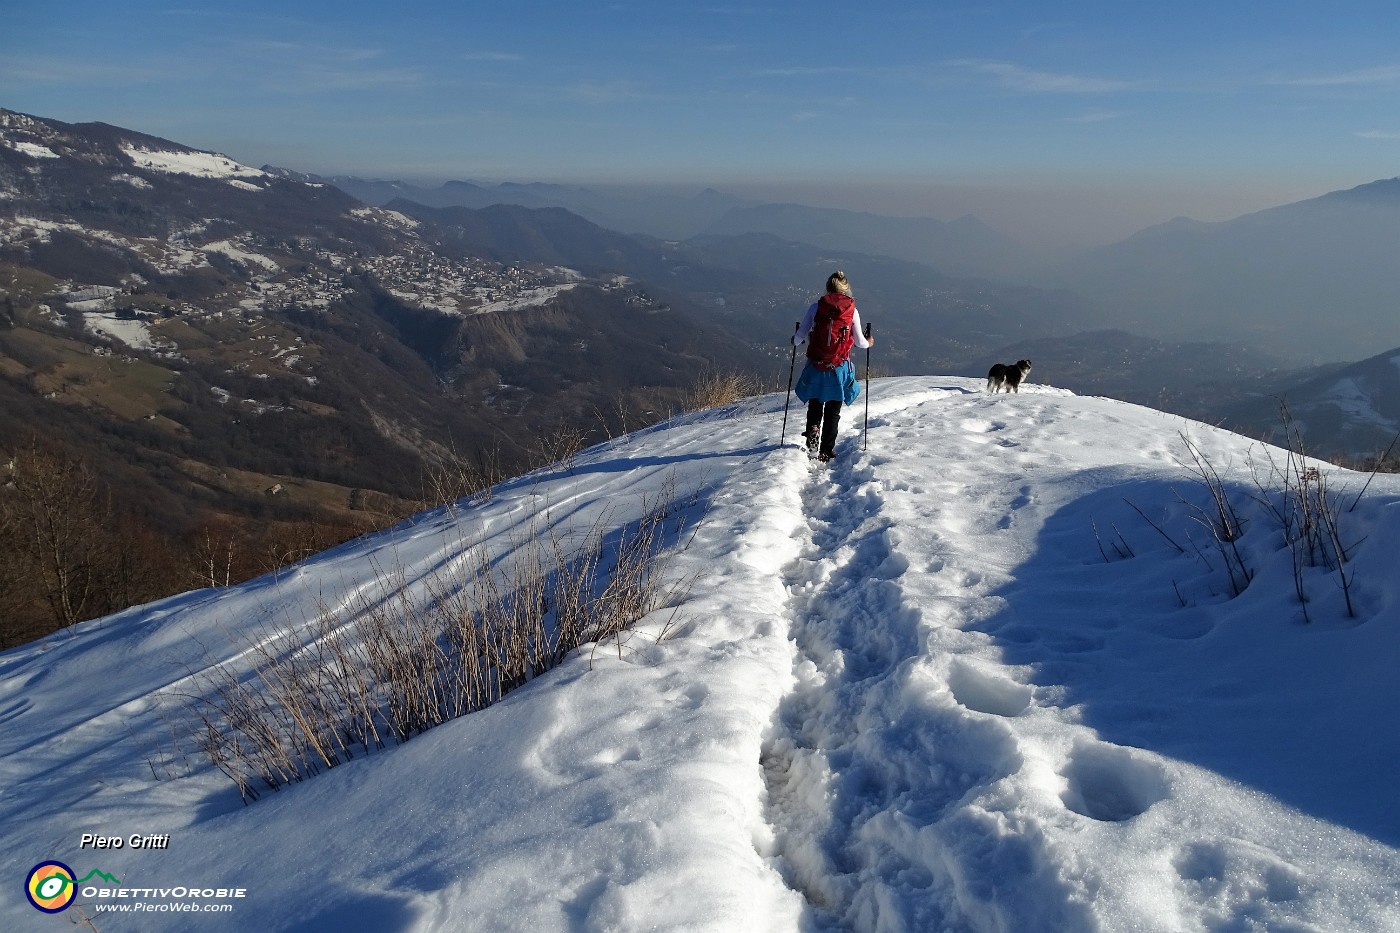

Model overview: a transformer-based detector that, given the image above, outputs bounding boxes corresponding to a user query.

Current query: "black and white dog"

[987,359,1032,393]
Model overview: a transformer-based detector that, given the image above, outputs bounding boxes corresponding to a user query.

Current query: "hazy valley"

[3,105,1398,644]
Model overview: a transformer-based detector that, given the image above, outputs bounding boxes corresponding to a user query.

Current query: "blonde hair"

[826,270,851,296]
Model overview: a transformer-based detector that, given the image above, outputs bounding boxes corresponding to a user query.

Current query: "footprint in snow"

[1059,740,1169,822]
[947,661,1033,718]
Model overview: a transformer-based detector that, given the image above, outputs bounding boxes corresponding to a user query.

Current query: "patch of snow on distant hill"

[470,283,579,314]
[5,139,60,159]
[352,206,419,230]
[1321,377,1398,430]
[112,173,154,189]
[2,215,145,254]
[201,239,281,272]
[388,289,461,313]
[84,313,158,350]
[121,145,269,180]
[62,285,122,311]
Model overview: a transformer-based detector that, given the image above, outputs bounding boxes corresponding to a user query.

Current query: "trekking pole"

[779,321,800,446]
[862,322,872,451]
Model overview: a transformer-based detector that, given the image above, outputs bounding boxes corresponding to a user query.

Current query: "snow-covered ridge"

[1,379,1397,931]
[120,144,269,182]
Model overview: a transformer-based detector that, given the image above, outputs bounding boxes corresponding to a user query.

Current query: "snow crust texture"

[2,377,1398,932]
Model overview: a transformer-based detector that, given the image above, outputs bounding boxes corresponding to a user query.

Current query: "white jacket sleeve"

[793,302,819,345]
[850,306,871,349]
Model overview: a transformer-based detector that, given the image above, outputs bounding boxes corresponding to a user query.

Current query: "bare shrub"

[1178,434,1253,597]
[184,488,695,801]
[2,440,111,628]
[190,522,241,589]
[1247,403,1358,620]
[1118,420,1365,621]
[527,420,591,474]
[0,440,185,644]
[419,443,504,509]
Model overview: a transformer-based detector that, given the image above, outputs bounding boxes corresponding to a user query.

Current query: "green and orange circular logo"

[25,861,77,913]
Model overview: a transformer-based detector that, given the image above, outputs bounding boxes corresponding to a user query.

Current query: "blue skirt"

[794,359,860,405]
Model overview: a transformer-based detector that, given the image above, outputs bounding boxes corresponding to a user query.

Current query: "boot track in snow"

[758,394,1096,931]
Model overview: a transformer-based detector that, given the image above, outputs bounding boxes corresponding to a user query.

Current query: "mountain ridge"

[2,377,1397,929]
[1055,176,1400,361]
[0,107,772,643]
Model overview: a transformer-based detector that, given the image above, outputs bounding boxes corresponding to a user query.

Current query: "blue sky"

[6,1,1400,245]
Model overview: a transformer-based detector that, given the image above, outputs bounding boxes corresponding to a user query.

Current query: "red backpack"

[806,293,856,371]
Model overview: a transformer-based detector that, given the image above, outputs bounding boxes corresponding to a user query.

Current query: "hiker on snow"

[793,271,873,462]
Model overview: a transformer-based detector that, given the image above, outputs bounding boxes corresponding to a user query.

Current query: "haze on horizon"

[5,0,1400,252]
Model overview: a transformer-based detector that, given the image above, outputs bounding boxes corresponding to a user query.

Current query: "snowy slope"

[3,378,1399,932]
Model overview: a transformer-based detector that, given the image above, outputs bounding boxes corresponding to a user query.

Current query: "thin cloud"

[1066,110,1126,124]
[560,80,652,104]
[1278,65,1400,88]
[460,51,523,63]
[754,65,874,78]
[1357,129,1400,140]
[294,67,424,92]
[950,60,1136,94]
[245,41,386,64]
[232,41,425,93]
[0,56,171,86]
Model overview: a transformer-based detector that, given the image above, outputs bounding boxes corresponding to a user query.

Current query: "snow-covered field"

[119,145,270,184]
[3,377,1398,931]
[83,312,160,350]
[200,238,282,273]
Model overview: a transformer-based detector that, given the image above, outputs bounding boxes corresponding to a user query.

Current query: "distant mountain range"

[0,106,1107,556]
[313,174,754,243]
[0,109,767,564]
[329,169,1400,366]
[5,102,1398,550]
[322,174,1038,280]
[1054,179,1400,363]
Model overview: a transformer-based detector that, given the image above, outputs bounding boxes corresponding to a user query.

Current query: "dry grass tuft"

[684,368,763,413]
[184,485,694,801]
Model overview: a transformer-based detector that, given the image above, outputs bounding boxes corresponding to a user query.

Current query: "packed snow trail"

[2,378,1399,932]
[760,382,1400,932]
[763,387,1097,930]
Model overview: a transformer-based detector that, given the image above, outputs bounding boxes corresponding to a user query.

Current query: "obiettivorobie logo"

[25,861,121,913]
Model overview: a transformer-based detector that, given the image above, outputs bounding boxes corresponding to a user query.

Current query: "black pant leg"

[819,400,842,455]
